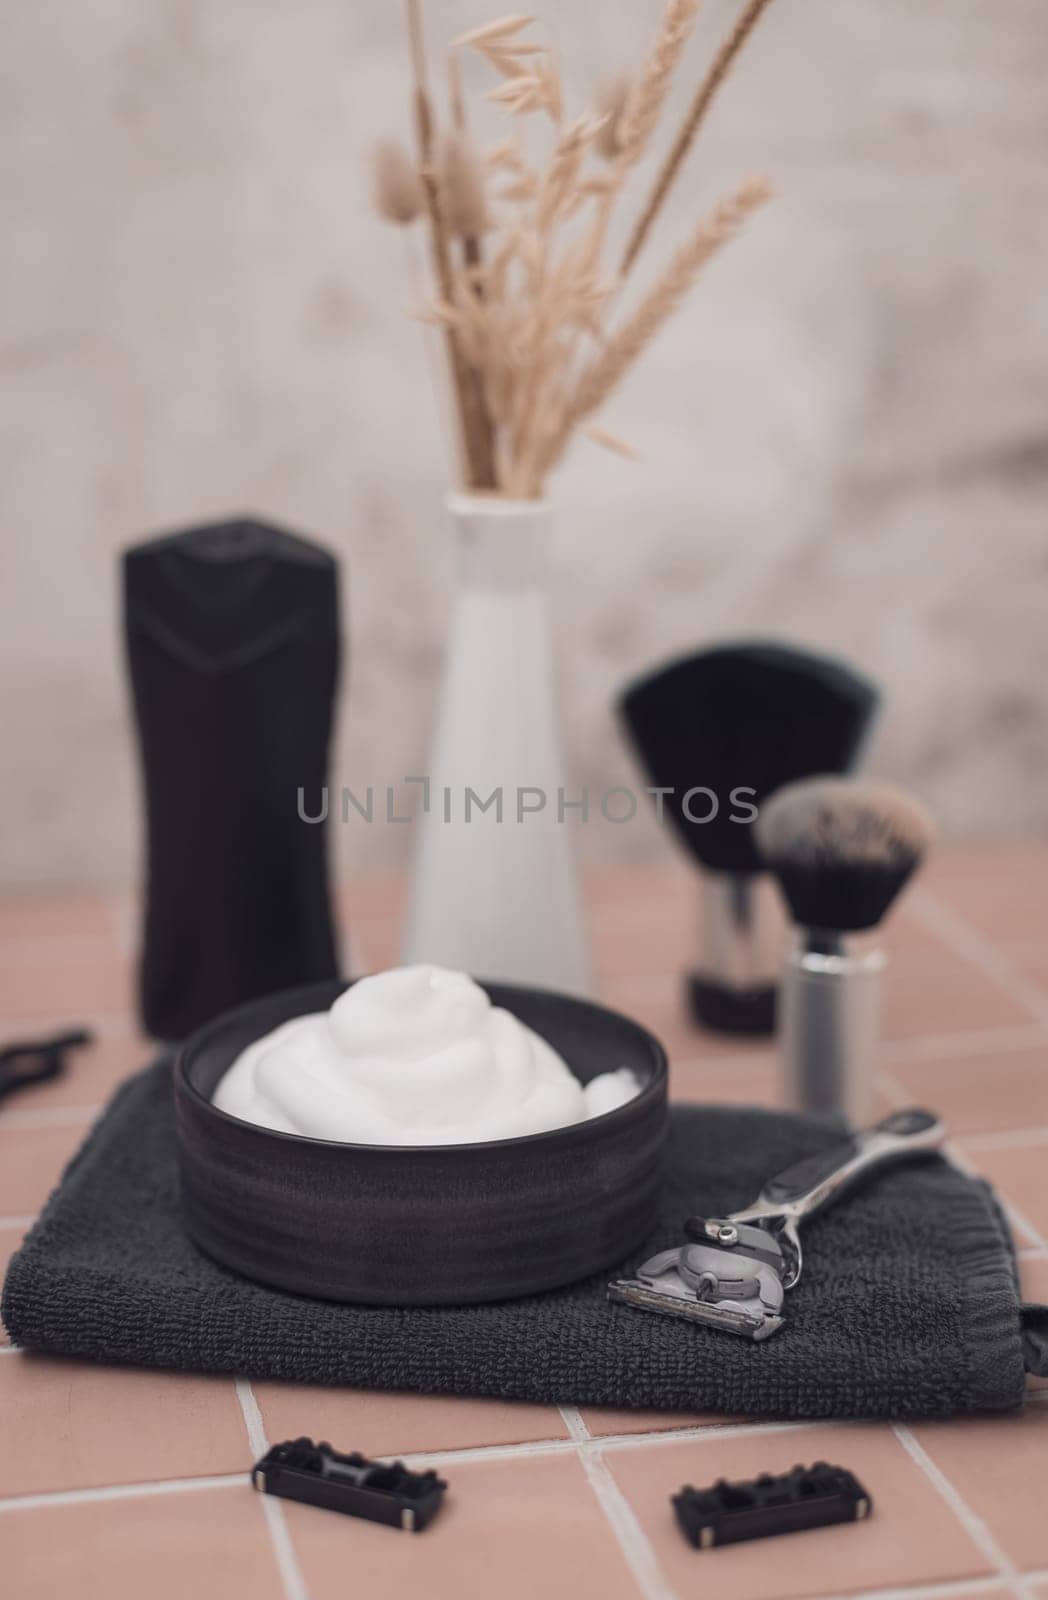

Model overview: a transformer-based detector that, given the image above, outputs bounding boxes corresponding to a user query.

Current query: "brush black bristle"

[619,642,880,873]
[756,777,934,933]
[771,858,920,933]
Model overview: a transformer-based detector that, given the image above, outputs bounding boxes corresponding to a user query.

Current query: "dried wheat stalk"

[484,0,705,488]
[622,0,775,275]
[440,130,491,237]
[445,50,492,304]
[374,2,774,496]
[594,75,631,160]
[615,0,701,169]
[541,176,772,478]
[373,138,425,224]
[405,0,497,488]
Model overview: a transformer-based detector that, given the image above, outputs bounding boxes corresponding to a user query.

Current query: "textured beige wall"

[3,0,1048,890]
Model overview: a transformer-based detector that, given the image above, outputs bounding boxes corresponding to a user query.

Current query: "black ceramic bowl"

[174,978,668,1305]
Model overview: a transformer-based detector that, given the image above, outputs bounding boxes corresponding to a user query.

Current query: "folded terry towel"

[3,1059,1041,1419]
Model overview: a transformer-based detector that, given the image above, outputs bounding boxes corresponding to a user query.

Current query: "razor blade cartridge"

[674,1461,872,1550]
[252,1438,447,1531]
[0,1029,92,1103]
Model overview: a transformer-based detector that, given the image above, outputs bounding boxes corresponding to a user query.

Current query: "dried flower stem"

[580,0,700,276]
[518,0,703,484]
[501,115,611,493]
[447,50,490,297]
[594,75,630,160]
[447,48,466,130]
[621,0,774,276]
[543,176,772,474]
[405,0,497,488]
[382,6,773,495]
[585,423,640,461]
[441,130,491,237]
[373,139,425,224]
[615,0,701,170]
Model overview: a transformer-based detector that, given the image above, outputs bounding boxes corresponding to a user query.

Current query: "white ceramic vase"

[401,493,592,995]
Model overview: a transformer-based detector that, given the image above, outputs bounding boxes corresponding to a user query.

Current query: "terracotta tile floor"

[1,1487,284,1600]
[606,1423,998,1599]
[0,1223,27,1345]
[2,844,1048,1599]
[285,1452,642,1600]
[253,1383,569,1458]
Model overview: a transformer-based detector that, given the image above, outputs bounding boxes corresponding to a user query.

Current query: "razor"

[609,1107,945,1341]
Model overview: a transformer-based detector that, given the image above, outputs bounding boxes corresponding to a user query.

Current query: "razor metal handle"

[627,1108,947,1329]
[735,1109,945,1229]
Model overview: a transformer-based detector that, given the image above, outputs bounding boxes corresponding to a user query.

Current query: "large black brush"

[619,641,880,1035]
[757,776,934,1123]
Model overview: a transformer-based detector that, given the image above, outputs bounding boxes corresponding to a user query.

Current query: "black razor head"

[674,1462,872,1548]
[619,641,880,873]
[253,1438,447,1531]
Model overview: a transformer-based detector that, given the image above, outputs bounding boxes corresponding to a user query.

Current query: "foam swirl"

[212,965,637,1145]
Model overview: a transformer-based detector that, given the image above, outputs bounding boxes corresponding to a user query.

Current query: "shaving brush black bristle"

[618,642,881,873]
[756,777,935,934]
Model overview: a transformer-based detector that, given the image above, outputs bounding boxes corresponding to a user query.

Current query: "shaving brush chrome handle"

[778,940,886,1125]
[689,872,786,1036]
[699,873,777,987]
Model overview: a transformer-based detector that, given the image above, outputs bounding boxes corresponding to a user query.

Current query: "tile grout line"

[0,1472,1043,1600]
[558,1406,677,1600]
[581,1416,816,1456]
[0,1012,139,1039]
[881,1024,1048,1066]
[0,1404,1042,1525]
[909,889,1048,1028]
[947,1142,1048,1254]
[0,1416,828,1517]
[904,888,1048,1255]
[818,1576,1025,1600]
[0,1474,246,1514]
[402,1416,821,1471]
[891,1423,1032,1600]
[235,1378,311,1600]
[402,1435,577,1469]
[0,1215,37,1232]
[876,1068,913,1109]
[992,1198,1047,1255]
[0,1104,102,1131]
[956,1127,1048,1153]
[672,1022,1048,1082]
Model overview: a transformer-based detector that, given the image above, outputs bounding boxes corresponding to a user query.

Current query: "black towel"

[2,1060,1039,1419]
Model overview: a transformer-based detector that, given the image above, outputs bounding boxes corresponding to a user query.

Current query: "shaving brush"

[619,642,880,1035]
[757,777,934,1124]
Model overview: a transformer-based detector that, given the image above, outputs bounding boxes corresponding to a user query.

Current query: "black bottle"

[124,516,342,1040]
